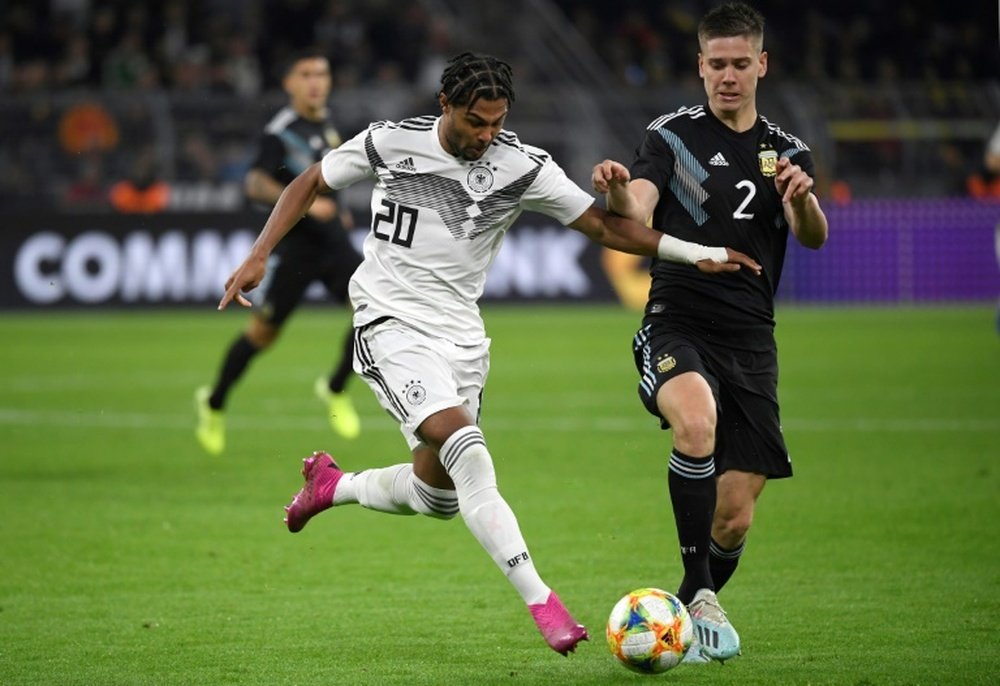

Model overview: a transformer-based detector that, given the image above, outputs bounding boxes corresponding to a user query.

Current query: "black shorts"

[255,246,362,327]
[632,320,792,479]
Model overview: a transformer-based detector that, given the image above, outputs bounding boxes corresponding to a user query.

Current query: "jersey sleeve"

[782,145,816,180]
[249,133,284,176]
[629,128,675,195]
[320,127,377,190]
[519,156,594,225]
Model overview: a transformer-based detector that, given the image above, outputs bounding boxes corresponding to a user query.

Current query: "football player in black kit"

[196,50,362,455]
[593,1,828,664]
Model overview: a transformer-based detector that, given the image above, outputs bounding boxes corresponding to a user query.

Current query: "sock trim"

[440,426,486,472]
[669,450,715,479]
[709,538,745,560]
[412,477,459,517]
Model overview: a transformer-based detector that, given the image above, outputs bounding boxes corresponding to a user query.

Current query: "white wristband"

[656,234,728,264]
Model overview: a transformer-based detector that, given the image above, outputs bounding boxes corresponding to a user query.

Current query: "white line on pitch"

[0,408,996,433]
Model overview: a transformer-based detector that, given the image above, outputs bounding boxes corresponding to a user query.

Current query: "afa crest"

[758,149,778,177]
[656,354,677,373]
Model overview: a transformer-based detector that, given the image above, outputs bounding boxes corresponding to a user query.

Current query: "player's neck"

[294,102,327,122]
[709,103,758,133]
[436,118,460,158]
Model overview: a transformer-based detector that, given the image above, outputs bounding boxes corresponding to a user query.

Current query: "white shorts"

[353,318,491,450]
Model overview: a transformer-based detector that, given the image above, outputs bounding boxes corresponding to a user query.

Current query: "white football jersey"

[320,115,593,345]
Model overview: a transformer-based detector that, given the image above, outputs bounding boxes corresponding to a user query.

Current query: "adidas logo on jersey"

[709,152,729,166]
[394,157,417,172]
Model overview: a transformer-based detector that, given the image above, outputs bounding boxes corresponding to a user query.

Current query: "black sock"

[709,538,745,592]
[209,334,260,409]
[327,328,355,394]
[668,449,716,605]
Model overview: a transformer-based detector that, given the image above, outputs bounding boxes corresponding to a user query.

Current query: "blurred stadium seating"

[1,0,997,306]
[1,0,997,207]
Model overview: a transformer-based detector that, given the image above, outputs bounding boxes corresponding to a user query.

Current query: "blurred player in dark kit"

[196,50,362,455]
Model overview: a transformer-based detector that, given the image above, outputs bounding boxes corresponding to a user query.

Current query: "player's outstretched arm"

[219,162,329,310]
[591,159,653,223]
[567,205,761,275]
[775,157,827,250]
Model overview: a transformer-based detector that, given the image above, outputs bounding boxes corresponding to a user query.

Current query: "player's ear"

[758,51,768,78]
[438,92,449,113]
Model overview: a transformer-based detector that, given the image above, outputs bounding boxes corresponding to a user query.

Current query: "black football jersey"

[249,106,351,253]
[630,104,816,349]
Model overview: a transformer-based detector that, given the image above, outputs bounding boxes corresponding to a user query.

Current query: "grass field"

[1,304,997,685]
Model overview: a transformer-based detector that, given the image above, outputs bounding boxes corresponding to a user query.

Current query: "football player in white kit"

[219,53,760,656]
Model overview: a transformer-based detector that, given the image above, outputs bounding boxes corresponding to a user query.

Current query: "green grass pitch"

[1,305,997,685]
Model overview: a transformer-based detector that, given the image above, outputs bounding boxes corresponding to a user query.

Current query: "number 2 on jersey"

[733,180,756,220]
[373,198,418,247]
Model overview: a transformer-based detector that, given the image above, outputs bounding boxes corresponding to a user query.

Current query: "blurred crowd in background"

[0,0,997,211]
[1,0,451,95]
[2,0,994,93]
[559,1,994,86]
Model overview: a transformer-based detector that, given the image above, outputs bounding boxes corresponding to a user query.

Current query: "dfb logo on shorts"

[404,380,426,405]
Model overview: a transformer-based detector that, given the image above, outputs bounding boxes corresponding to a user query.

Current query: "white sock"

[440,426,550,606]
[333,464,458,519]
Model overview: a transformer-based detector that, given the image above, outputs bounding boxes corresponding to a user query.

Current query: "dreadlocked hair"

[439,52,515,108]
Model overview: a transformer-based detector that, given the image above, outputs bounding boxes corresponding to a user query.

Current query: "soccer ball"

[606,587,693,674]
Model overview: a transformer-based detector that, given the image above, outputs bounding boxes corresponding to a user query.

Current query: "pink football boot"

[284,451,343,533]
[528,591,589,656]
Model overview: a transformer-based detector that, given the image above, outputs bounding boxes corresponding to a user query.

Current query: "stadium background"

[1,0,997,308]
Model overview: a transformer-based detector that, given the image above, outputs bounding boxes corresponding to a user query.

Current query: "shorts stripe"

[634,325,657,397]
[639,343,655,396]
[353,327,373,366]
[353,327,409,420]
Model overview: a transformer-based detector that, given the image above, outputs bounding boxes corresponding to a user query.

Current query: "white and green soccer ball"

[606,587,694,674]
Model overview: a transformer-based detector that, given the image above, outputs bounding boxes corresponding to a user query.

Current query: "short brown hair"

[698,2,765,51]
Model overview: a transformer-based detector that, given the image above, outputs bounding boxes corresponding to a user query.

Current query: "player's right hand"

[591,159,630,194]
[696,248,762,275]
[218,255,267,310]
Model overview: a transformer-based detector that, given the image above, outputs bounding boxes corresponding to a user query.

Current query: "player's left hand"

[591,159,631,194]
[774,157,814,207]
[696,247,762,275]
[218,254,267,310]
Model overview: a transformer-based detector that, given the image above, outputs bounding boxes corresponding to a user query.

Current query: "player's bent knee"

[670,414,716,454]
[410,474,459,520]
[414,490,459,520]
[246,320,280,348]
[714,511,752,545]
[421,501,459,520]
[439,426,496,494]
